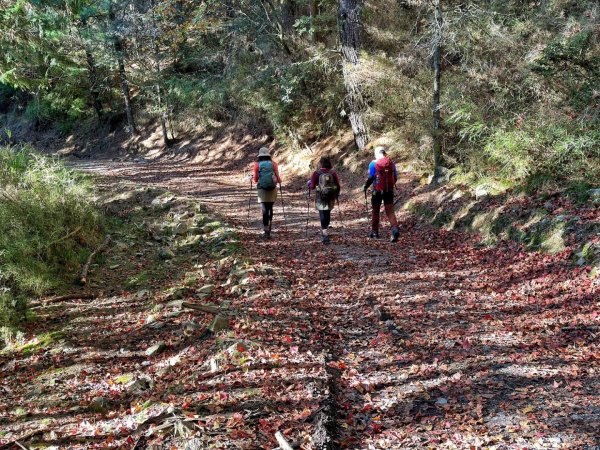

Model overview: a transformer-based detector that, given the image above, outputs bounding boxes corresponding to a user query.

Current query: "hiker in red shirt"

[362,146,400,242]
[251,147,282,238]
[307,157,340,244]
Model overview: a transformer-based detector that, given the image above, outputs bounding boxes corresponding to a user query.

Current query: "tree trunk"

[281,0,294,34]
[80,18,103,120]
[109,4,137,135]
[151,2,171,147]
[309,0,317,42]
[222,0,237,76]
[431,0,443,179]
[262,0,292,54]
[115,40,138,135]
[338,0,369,150]
[153,48,169,147]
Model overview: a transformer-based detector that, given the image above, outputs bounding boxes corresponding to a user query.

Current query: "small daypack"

[257,161,277,190]
[374,157,395,192]
[317,171,338,202]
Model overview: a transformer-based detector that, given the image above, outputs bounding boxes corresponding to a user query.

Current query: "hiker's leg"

[266,202,274,225]
[383,192,398,227]
[383,192,400,242]
[319,210,331,243]
[371,192,382,234]
[319,210,331,230]
[261,202,271,226]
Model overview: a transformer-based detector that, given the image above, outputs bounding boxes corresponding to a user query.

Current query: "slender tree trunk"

[309,0,317,42]
[85,49,103,120]
[338,0,369,150]
[281,0,294,34]
[431,0,443,179]
[263,0,292,54]
[223,0,237,76]
[151,2,170,147]
[80,19,102,121]
[109,4,137,135]
[115,40,137,135]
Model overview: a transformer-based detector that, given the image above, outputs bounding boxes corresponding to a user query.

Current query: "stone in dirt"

[128,377,152,394]
[588,188,600,200]
[158,247,175,260]
[145,341,166,357]
[183,321,200,335]
[89,396,110,413]
[230,284,245,295]
[474,185,490,200]
[173,221,190,236]
[151,195,175,208]
[184,438,204,450]
[209,315,229,333]
[197,284,214,295]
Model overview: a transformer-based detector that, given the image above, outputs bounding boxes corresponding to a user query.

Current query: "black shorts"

[371,190,394,207]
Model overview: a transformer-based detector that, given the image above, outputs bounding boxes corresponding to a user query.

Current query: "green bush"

[0,146,104,326]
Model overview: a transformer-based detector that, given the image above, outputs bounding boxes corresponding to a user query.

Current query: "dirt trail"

[73,152,599,449]
[1,148,598,450]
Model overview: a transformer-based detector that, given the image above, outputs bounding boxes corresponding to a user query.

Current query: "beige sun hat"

[258,147,271,157]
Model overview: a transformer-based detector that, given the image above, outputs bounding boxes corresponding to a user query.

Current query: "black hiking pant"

[261,202,274,227]
[319,210,331,230]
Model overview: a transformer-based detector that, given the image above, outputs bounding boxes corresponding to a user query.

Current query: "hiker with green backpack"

[251,147,282,238]
[362,146,400,242]
[307,156,340,244]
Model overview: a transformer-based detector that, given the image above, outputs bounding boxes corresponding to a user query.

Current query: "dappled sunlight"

[2,145,598,448]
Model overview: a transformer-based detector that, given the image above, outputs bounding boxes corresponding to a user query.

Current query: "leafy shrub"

[0,146,105,327]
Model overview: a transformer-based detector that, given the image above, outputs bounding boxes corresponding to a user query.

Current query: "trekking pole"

[336,196,346,239]
[245,168,253,224]
[247,180,253,223]
[279,183,288,233]
[306,188,311,238]
[364,189,370,223]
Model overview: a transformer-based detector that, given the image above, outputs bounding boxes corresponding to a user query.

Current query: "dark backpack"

[317,171,338,202]
[257,161,276,190]
[374,157,395,192]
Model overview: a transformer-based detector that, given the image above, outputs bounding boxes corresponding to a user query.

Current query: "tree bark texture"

[114,38,137,135]
[109,4,137,135]
[80,18,103,120]
[431,0,443,178]
[85,48,103,120]
[151,2,171,147]
[309,0,317,42]
[338,0,369,150]
[280,0,294,34]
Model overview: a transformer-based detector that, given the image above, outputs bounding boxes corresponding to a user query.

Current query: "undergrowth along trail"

[1,149,598,449]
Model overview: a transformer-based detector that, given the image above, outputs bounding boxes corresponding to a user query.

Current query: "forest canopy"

[0,0,599,187]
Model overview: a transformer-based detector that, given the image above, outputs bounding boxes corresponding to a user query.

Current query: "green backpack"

[257,161,276,190]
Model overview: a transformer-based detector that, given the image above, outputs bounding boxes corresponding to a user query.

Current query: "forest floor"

[1,144,599,450]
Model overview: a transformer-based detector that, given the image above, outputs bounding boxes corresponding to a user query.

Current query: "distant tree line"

[0,0,598,184]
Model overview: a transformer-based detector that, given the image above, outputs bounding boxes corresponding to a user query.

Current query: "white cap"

[374,146,386,159]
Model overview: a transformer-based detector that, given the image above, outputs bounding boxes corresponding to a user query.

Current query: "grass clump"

[0,145,104,328]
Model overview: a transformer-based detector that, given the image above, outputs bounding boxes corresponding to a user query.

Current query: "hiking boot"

[390,227,400,243]
[263,226,271,239]
[322,234,330,244]
[369,230,380,239]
